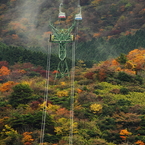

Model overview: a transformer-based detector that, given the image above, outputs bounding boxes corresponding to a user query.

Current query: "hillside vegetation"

[1,1,145,144]
[0,48,145,144]
[0,0,145,61]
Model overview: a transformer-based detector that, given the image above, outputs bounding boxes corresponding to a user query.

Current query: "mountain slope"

[0,0,145,62]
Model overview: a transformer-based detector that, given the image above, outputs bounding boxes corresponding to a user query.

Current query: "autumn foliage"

[0,66,10,77]
[0,48,145,145]
[22,132,34,145]
[0,81,18,92]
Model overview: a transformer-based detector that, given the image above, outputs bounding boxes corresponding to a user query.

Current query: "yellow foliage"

[21,80,33,86]
[127,49,145,66]
[55,117,78,135]
[115,67,121,71]
[120,129,131,136]
[60,81,66,86]
[1,124,18,141]
[39,102,60,114]
[56,90,69,97]
[125,61,135,69]
[90,103,102,113]
[91,0,102,6]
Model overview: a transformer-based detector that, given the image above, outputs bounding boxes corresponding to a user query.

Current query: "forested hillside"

[0,0,145,61]
[1,1,145,144]
[0,48,145,144]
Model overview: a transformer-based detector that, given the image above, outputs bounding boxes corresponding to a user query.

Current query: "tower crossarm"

[49,21,76,42]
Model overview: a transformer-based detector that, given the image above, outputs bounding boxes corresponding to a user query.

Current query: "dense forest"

[1,0,145,145]
[0,48,145,144]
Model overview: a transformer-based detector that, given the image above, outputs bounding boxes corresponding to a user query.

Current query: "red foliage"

[0,61,9,68]
[11,62,34,70]
[56,108,70,118]
[30,101,40,110]
[84,72,95,80]
[98,69,107,82]
[8,70,26,81]
[109,30,121,35]
[32,66,47,77]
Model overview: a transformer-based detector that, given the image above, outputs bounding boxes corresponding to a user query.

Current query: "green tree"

[9,84,33,108]
[116,53,127,64]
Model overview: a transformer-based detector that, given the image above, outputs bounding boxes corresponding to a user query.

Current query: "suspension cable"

[69,15,80,144]
[40,39,52,144]
[69,41,76,145]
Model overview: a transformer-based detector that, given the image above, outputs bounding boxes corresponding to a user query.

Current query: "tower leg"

[55,59,69,79]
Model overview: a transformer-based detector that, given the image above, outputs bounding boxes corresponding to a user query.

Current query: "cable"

[69,17,80,145]
[69,41,76,145]
[39,39,52,144]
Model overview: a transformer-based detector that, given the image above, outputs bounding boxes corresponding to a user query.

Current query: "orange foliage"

[120,135,127,140]
[0,81,18,92]
[10,21,26,31]
[52,70,59,74]
[56,108,69,118]
[77,88,83,93]
[18,69,27,74]
[123,69,136,75]
[22,132,34,145]
[120,5,125,11]
[93,33,101,37]
[65,15,73,24]
[135,140,145,145]
[12,34,19,39]
[127,49,145,72]
[99,29,104,32]
[0,4,6,9]
[75,34,80,40]
[2,30,8,34]
[120,129,131,140]
[111,59,119,66]
[125,31,132,35]
[42,31,52,38]
[115,67,121,71]
[107,35,113,40]
[0,66,10,77]
[0,15,4,20]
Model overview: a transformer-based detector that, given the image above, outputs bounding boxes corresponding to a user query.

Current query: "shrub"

[78,79,94,85]
[116,53,127,64]
[135,75,143,85]
[117,99,131,106]
[44,134,61,143]
[117,72,133,82]
[120,87,129,94]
